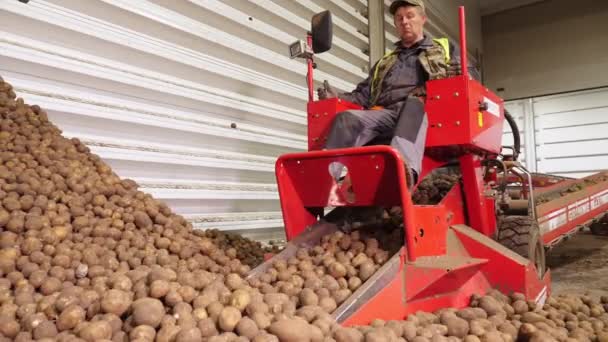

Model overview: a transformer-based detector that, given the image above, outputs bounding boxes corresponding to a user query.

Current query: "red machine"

[249,7,608,326]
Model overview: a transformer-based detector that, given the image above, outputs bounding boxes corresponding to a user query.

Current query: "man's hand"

[411,86,426,98]
[447,62,462,77]
[317,80,338,100]
[410,86,426,104]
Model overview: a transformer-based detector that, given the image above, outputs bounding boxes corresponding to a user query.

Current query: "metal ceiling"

[480,0,547,15]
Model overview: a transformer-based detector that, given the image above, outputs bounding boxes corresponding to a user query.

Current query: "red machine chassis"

[272,145,550,325]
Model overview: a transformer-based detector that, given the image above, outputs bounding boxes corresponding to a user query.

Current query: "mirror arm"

[307,33,315,102]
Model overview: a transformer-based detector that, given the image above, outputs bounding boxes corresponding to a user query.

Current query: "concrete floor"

[547,230,608,298]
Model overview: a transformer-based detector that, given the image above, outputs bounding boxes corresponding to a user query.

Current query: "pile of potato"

[2,74,608,342]
[248,225,403,313]
[413,172,460,205]
[325,290,608,342]
[200,229,283,268]
[537,173,608,204]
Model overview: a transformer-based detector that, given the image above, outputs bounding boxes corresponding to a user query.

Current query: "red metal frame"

[503,173,571,189]
[275,146,419,260]
[458,7,468,80]
[307,34,314,102]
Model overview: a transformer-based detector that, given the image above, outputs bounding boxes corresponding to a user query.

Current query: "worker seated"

[318,0,478,187]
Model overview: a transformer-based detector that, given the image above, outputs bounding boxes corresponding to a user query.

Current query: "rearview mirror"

[311,11,332,54]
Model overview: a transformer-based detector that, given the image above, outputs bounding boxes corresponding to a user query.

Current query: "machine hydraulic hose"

[504,109,521,161]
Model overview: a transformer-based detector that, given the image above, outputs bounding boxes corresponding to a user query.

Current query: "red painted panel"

[307,98,362,151]
[439,183,467,226]
[460,155,493,236]
[410,206,449,257]
[452,227,550,299]
[425,77,504,155]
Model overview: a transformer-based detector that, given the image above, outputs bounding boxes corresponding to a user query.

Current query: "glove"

[410,86,426,104]
[447,62,462,77]
[317,80,338,100]
[411,86,426,98]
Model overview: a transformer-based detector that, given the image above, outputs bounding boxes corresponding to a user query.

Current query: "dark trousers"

[325,97,428,180]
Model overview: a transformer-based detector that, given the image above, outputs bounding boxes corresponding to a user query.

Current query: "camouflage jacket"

[339,36,478,109]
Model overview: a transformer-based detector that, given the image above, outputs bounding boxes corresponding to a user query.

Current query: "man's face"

[394,5,427,46]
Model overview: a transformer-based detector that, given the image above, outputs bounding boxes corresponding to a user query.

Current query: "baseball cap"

[389,0,425,15]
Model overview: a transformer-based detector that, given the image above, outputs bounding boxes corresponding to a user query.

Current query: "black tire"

[497,216,546,278]
[590,214,608,236]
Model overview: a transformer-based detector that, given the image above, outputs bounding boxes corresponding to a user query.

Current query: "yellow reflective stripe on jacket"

[371,50,397,99]
[432,38,450,63]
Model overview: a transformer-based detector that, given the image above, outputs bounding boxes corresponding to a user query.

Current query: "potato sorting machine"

[248,7,608,326]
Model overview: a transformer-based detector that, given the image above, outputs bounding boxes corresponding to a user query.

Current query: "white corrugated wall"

[533,88,608,178]
[505,87,608,178]
[0,0,369,242]
[502,101,530,168]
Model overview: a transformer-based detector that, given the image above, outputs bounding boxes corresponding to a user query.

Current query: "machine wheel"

[590,214,608,236]
[497,215,546,278]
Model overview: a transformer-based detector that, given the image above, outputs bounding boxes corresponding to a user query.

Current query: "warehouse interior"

[1,0,608,340]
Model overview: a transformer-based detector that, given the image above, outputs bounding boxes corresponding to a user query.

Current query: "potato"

[57,304,86,331]
[373,250,389,264]
[248,312,270,330]
[236,317,259,339]
[364,327,398,342]
[110,275,133,292]
[14,332,34,342]
[189,307,207,321]
[444,315,469,338]
[133,211,152,229]
[219,306,242,332]
[32,320,58,339]
[147,268,177,284]
[175,327,202,342]
[304,277,323,291]
[0,316,20,338]
[346,277,361,292]
[479,296,504,316]
[79,321,113,341]
[251,332,280,342]
[333,289,351,305]
[226,273,244,290]
[156,325,181,342]
[178,286,196,304]
[298,259,314,272]
[359,261,376,281]
[198,317,219,337]
[333,327,364,342]
[129,325,156,341]
[264,293,289,314]
[299,288,319,306]
[269,318,317,342]
[230,289,251,312]
[328,262,347,279]
[101,289,132,316]
[207,302,225,322]
[319,297,337,313]
[322,275,340,292]
[131,298,165,328]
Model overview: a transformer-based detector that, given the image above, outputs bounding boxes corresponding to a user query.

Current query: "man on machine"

[318,0,478,186]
